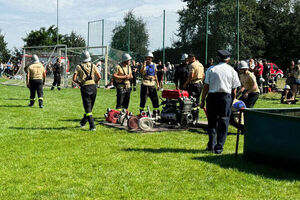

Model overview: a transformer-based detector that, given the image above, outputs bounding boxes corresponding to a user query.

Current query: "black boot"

[28,100,34,107]
[80,114,88,128]
[39,100,43,108]
[51,86,54,90]
[192,109,199,123]
[87,115,96,131]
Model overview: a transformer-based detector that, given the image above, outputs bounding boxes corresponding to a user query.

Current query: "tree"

[257,0,300,68]
[111,11,149,59]
[23,26,86,47]
[175,0,265,63]
[61,31,86,47]
[23,25,59,47]
[0,30,10,62]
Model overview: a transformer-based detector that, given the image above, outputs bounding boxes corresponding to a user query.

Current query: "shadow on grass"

[192,154,300,181]
[10,126,76,130]
[123,148,209,154]
[0,105,29,108]
[188,129,237,136]
[60,117,105,123]
[1,98,28,101]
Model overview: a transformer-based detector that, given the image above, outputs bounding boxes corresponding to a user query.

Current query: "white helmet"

[238,60,249,69]
[32,54,40,64]
[145,52,154,58]
[284,85,291,90]
[259,78,265,83]
[80,50,91,62]
[121,53,132,62]
[181,53,188,61]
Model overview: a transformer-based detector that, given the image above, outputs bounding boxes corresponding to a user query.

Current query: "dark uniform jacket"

[53,62,62,75]
[174,63,189,89]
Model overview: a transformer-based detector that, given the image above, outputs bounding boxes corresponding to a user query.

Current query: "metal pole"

[57,0,59,44]
[162,10,166,68]
[87,22,90,47]
[104,46,109,85]
[236,0,240,61]
[205,6,209,65]
[128,15,131,53]
[102,19,104,56]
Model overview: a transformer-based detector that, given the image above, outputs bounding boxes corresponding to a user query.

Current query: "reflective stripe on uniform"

[86,112,93,116]
[38,97,43,100]
[30,98,35,101]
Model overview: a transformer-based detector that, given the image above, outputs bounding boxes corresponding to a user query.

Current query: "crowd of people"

[9,48,300,154]
[0,60,21,77]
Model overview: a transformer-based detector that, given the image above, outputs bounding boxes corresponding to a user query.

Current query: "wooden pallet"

[99,121,208,133]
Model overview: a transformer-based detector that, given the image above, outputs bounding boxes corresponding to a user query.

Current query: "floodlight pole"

[236,0,240,61]
[128,15,131,53]
[162,10,166,68]
[57,0,59,44]
[102,19,104,56]
[87,22,90,47]
[205,6,209,65]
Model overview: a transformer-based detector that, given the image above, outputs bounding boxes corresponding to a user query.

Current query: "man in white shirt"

[200,50,241,154]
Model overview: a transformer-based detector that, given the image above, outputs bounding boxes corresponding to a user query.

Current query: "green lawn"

[0,79,299,199]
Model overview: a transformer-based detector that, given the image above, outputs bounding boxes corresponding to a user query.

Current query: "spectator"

[237,61,260,108]
[292,60,300,100]
[262,59,271,93]
[286,60,295,88]
[281,85,296,104]
[156,60,164,90]
[0,60,3,77]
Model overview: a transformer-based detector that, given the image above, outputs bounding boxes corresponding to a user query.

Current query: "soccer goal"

[1,44,68,87]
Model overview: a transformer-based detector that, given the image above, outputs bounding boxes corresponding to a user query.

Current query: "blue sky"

[0,0,186,51]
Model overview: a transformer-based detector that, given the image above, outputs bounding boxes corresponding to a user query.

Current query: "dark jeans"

[116,87,131,109]
[80,84,97,114]
[52,74,61,87]
[206,93,232,151]
[29,79,43,100]
[239,91,259,108]
[140,84,159,109]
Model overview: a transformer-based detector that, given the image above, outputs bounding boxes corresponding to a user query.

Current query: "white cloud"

[0,0,186,51]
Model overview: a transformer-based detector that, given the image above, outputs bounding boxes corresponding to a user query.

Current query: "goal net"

[1,45,68,87]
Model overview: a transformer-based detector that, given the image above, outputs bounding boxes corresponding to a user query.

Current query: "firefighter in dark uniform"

[51,57,62,90]
[72,51,101,131]
[174,53,189,90]
[183,53,205,122]
[130,60,137,91]
[200,50,241,154]
[113,53,133,110]
[140,52,160,115]
[26,54,46,108]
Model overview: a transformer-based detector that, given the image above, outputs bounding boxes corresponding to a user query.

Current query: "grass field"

[0,78,299,199]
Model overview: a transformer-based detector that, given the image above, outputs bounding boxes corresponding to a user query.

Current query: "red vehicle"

[267,63,284,78]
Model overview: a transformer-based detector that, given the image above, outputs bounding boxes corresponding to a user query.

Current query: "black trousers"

[80,84,97,114]
[52,74,61,87]
[29,79,43,100]
[140,84,159,109]
[130,72,136,88]
[239,91,259,108]
[116,87,131,109]
[206,93,232,151]
[187,83,203,105]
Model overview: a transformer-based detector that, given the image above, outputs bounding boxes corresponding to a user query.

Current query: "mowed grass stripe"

[0,80,299,199]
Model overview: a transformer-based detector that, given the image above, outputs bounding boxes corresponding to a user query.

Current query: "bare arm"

[72,73,81,85]
[183,72,193,89]
[200,84,209,108]
[26,71,30,88]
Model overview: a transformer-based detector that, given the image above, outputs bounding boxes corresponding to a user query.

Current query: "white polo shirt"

[204,62,240,94]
